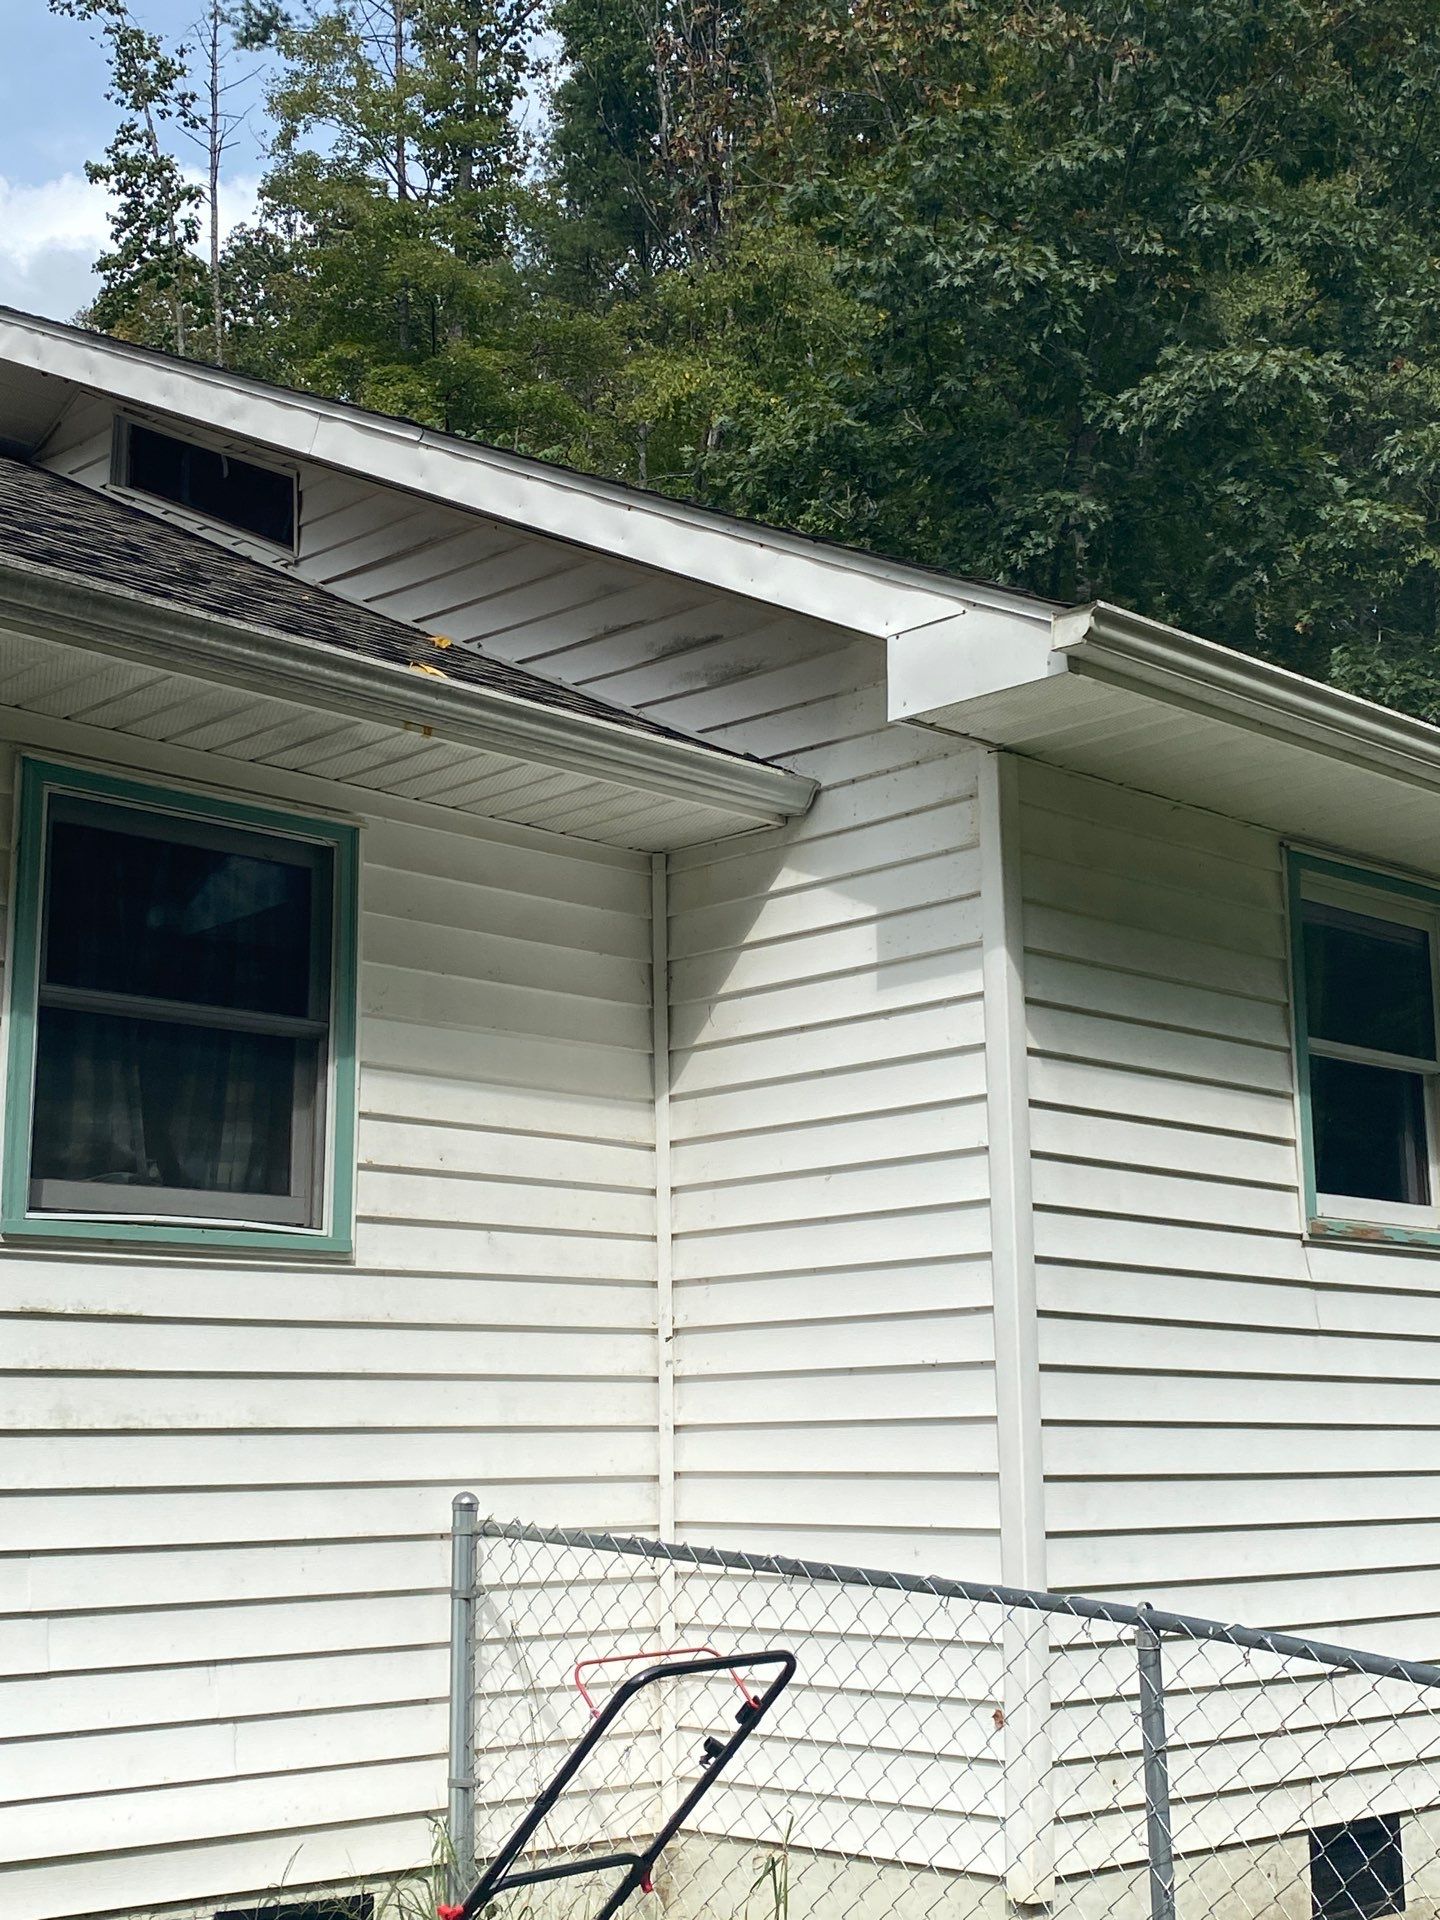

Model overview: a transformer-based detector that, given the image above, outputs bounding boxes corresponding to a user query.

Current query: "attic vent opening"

[1310,1814,1405,1920]
[118,418,296,548]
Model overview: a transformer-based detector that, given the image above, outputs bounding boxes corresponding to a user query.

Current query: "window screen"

[27,793,333,1227]
[122,420,296,547]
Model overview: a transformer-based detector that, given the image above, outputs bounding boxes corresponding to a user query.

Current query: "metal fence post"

[1137,1608,1177,1920]
[447,1493,479,1904]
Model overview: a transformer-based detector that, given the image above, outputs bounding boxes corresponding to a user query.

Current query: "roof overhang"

[0,558,815,849]
[890,600,1440,875]
[0,307,1051,640]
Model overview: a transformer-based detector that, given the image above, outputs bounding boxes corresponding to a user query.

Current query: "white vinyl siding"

[1019,757,1440,1643]
[661,652,995,1575]
[0,736,659,1920]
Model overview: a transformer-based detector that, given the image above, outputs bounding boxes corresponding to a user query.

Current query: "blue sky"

[0,0,268,321]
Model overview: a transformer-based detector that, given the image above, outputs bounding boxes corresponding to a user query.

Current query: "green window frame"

[1288,848,1440,1249]
[2,758,358,1253]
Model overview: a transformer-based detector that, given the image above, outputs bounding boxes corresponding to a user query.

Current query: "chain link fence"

[445,1508,1440,1920]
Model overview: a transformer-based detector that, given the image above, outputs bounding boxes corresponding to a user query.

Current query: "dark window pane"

[29,1007,304,1199]
[1312,1055,1430,1205]
[1303,900,1435,1060]
[45,816,317,1018]
[126,422,295,546]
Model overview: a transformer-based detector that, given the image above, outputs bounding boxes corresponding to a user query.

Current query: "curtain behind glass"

[31,1009,299,1196]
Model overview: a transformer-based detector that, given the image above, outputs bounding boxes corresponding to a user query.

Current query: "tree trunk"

[394,0,411,355]
[208,2,224,364]
[448,7,480,342]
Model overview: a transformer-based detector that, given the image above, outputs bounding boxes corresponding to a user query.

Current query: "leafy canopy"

[53,0,1440,712]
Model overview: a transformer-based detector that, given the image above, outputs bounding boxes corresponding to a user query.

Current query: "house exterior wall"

[26,392,1017,1912]
[665,712,994,1571]
[0,733,661,1920]
[1018,754,1440,1645]
[38,393,1006,1572]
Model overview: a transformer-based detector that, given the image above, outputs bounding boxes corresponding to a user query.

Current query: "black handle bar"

[444,1648,796,1920]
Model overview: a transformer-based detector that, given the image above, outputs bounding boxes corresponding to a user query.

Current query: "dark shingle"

[0,455,761,759]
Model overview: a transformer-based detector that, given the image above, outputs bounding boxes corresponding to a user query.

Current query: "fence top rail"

[475,1516,1440,1693]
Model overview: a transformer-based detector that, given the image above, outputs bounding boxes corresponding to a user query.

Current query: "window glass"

[45,815,314,1018]
[20,788,334,1229]
[1303,900,1435,1061]
[30,1008,302,1198]
[1311,1055,1430,1206]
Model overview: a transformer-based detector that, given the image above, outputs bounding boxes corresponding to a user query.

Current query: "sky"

[0,0,266,322]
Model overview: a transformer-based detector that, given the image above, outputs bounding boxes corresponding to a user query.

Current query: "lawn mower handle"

[440,1647,797,1920]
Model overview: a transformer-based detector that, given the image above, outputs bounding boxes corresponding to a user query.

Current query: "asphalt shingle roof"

[0,455,756,758]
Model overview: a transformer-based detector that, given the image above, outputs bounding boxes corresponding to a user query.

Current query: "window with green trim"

[3,761,358,1251]
[1291,853,1440,1237]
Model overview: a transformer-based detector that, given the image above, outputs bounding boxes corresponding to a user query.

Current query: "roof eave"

[889,596,1440,797]
[0,556,818,828]
[1063,601,1440,791]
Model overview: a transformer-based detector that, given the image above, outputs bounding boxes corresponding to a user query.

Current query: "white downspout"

[977,747,1054,1908]
[652,850,676,1544]
[651,851,681,1871]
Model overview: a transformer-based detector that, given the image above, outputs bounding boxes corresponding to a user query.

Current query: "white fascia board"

[0,556,817,827]
[0,309,1052,640]
[887,601,1059,721]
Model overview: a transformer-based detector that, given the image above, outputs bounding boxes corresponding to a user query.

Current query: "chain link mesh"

[462,1522,1440,1920]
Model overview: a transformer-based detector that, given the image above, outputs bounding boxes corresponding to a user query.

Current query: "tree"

[53,0,1440,719]
[50,0,204,352]
[675,0,1440,708]
[183,1,266,364]
[217,0,547,415]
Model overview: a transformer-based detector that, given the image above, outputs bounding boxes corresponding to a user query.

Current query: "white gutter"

[0,306,1046,641]
[1059,603,1440,784]
[0,556,817,827]
[890,595,1440,794]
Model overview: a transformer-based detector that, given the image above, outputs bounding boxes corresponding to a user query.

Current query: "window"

[3,761,357,1251]
[1309,1814,1404,1920]
[1290,852,1440,1240]
[115,417,297,548]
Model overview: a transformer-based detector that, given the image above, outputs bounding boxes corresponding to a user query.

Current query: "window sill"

[0,1213,354,1256]
[1307,1214,1440,1251]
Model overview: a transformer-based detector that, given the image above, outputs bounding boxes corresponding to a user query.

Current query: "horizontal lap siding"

[296,457,1007,1573]
[659,646,996,1575]
[0,737,658,1919]
[1021,759,1440,1634]
[37,405,1009,1877]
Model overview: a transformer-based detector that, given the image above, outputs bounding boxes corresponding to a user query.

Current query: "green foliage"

[53,0,1440,711]
[49,0,204,350]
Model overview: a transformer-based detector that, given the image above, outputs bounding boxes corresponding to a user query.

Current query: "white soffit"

[889,600,1440,876]
[0,621,800,853]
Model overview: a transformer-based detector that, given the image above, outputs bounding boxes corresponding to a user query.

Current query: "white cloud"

[0,170,262,323]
